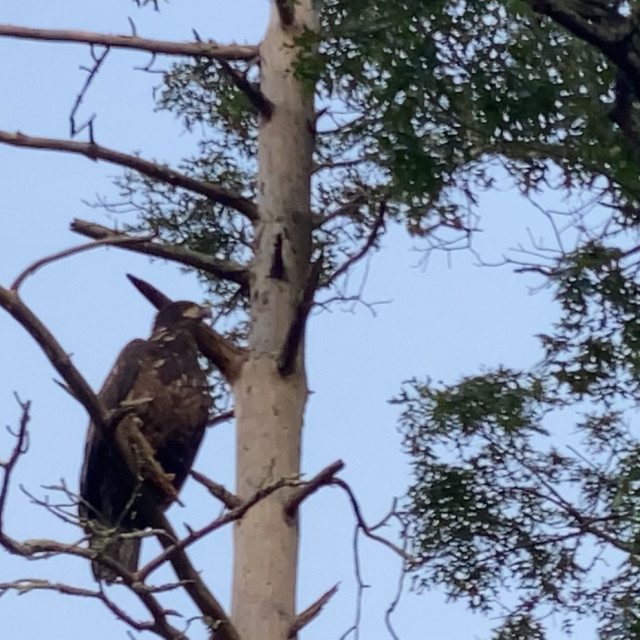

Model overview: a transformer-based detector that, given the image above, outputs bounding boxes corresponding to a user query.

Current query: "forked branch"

[0,23,258,60]
[70,220,249,288]
[0,131,258,221]
[285,459,345,518]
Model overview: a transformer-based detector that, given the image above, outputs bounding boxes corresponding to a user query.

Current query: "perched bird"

[79,301,212,582]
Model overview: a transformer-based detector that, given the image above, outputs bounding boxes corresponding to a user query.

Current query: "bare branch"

[0,286,107,427]
[275,0,295,26]
[70,220,249,288]
[217,58,273,118]
[0,534,189,640]
[11,233,155,291]
[190,470,241,509]
[278,253,322,376]
[0,131,258,221]
[284,459,345,518]
[0,579,155,633]
[0,23,259,60]
[288,583,339,638]
[126,274,247,382]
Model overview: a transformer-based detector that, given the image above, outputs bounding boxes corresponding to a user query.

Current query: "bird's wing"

[79,339,148,513]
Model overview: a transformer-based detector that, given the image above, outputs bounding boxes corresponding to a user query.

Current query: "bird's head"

[152,301,211,333]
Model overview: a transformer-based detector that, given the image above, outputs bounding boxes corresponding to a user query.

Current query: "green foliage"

[396,368,640,638]
[541,240,640,401]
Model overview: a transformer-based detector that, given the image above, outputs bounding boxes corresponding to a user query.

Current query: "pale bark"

[231,2,317,638]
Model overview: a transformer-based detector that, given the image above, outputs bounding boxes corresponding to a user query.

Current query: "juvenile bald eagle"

[79,301,212,582]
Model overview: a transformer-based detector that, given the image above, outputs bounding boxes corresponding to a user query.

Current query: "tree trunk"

[230,3,316,638]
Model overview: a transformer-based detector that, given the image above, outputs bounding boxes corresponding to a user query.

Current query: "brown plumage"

[79,301,212,582]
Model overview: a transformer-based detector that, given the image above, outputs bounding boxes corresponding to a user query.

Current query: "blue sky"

[0,2,576,639]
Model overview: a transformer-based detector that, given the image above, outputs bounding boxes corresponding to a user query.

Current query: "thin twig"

[324,201,387,287]
[0,396,30,530]
[330,478,413,561]
[207,409,234,428]
[70,45,110,139]
[11,233,154,291]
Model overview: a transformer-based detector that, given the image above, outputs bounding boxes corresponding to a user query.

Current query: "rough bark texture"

[230,3,316,639]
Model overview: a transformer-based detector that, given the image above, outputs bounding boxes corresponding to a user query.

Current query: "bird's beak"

[183,304,212,322]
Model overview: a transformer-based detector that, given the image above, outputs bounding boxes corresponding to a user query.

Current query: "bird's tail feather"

[90,534,141,583]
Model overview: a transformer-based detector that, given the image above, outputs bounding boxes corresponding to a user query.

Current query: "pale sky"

[0,2,577,639]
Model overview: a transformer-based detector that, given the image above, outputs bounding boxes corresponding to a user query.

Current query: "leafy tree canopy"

[112,3,640,635]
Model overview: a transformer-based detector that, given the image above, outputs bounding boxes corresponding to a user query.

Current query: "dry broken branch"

[0,131,258,221]
[126,274,247,382]
[0,23,258,60]
[190,470,241,509]
[288,583,339,638]
[0,578,173,635]
[70,220,249,288]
